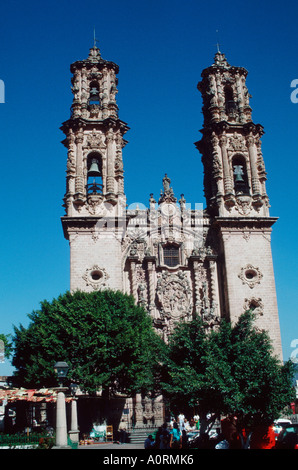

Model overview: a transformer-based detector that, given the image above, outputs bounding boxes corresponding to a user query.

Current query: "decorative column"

[219,134,233,196]
[106,129,115,196]
[101,69,109,119]
[75,131,85,199]
[206,252,219,316]
[128,251,138,303]
[246,134,260,196]
[134,394,144,428]
[145,256,157,318]
[68,398,79,444]
[115,133,124,195]
[190,255,203,315]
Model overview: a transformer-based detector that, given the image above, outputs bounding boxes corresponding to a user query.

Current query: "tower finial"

[216,29,221,53]
[93,27,98,48]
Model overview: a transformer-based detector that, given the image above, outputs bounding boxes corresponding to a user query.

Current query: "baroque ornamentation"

[235,195,252,215]
[238,264,263,289]
[158,174,177,204]
[85,130,106,150]
[82,265,109,290]
[244,297,264,315]
[156,271,192,322]
[229,132,247,152]
[86,195,104,215]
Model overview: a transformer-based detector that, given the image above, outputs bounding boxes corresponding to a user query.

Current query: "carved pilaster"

[207,256,218,315]
[219,134,234,198]
[191,258,203,314]
[74,132,85,200]
[246,134,260,196]
[106,130,115,196]
[145,256,157,317]
[128,256,138,303]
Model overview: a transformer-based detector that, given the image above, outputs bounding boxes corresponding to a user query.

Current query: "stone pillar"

[246,135,260,196]
[128,256,138,303]
[68,399,79,444]
[75,131,85,196]
[153,396,165,427]
[145,256,156,318]
[219,135,233,195]
[191,257,203,314]
[106,130,115,195]
[134,394,144,428]
[55,391,69,448]
[207,254,219,316]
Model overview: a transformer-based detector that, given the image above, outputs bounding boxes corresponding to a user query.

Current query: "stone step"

[128,428,158,444]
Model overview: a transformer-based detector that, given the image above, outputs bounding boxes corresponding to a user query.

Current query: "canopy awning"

[0,388,73,403]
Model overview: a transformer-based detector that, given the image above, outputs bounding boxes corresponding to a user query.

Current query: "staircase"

[128,427,158,445]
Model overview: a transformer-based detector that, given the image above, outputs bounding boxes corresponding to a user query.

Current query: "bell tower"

[196,51,269,217]
[61,45,129,292]
[196,51,283,359]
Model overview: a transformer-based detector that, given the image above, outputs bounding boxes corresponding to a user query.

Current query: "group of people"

[144,414,200,450]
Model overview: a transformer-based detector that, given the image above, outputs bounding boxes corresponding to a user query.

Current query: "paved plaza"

[78,442,144,450]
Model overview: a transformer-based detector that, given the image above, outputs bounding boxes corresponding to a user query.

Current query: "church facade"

[60,46,283,423]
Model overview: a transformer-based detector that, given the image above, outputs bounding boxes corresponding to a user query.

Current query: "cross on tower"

[215,29,221,53]
[93,27,99,48]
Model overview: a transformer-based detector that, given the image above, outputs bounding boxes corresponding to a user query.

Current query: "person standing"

[160,423,171,449]
[170,422,182,449]
[144,435,155,449]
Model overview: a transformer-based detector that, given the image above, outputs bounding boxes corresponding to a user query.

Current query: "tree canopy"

[11,292,295,443]
[160,311,295,433]
[12,290,165,396]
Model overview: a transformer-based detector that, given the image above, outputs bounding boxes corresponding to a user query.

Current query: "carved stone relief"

[228,132,247,152]
[238,264,263,289]
[235,195,252,215]
[244,297,264,315]
[82,265,109,290]
[156,271,192,322]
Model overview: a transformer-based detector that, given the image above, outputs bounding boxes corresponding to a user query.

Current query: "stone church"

[60,45,283,426]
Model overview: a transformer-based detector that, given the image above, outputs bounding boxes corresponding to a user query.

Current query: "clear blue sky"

[0,0,297,374]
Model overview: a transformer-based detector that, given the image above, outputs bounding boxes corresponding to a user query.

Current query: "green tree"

[12,290,165,396]
[161,311,295,446]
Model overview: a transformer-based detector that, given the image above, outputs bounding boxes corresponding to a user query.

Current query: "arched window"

[88,82,100,106]
[232,155,249,195]
[86,152,103,194]
[224,85,237,116]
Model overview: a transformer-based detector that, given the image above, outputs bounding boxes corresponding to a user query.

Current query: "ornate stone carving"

[82,265,109,290]
[238,264,263,289]
[156,271,192,322]
[85,130,106,150]
[86,195,104,215]
[229,132,247,152]
[158,174,177,204]
[244,297,264,315]
[235,195,252,215]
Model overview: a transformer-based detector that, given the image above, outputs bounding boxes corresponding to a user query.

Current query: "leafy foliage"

[160,311,296,429]
[12,290,165,395]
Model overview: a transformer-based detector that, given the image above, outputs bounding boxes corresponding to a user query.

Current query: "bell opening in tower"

[224,85,237,118]
[88,82,100,106]
[232,155,250,195]
[86,153,103,195]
